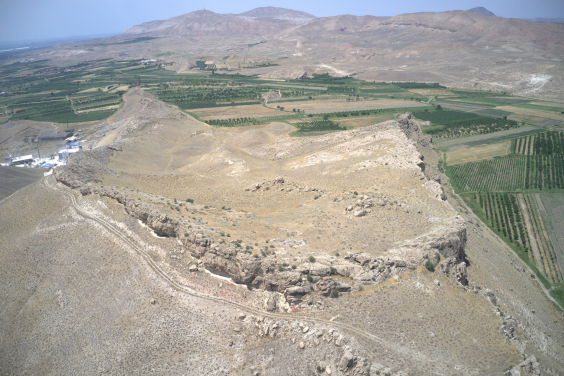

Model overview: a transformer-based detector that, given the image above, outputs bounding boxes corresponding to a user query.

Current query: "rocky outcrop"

[92,187,180,237]
[58,159,468,298]
[388,220,466,263]
[387,219,468,284]
[54,146,116,189]
[245,177,321,194]
[507,355,540,376]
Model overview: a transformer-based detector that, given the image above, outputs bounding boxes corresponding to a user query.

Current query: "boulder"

[455,262,468,285]
[266,296,277,311]
[314,277,338,296]
[285,285,311,296]
[509,355,540,376]
[481,289,497,305]
[339,350,355,370]
[308,263,331,277]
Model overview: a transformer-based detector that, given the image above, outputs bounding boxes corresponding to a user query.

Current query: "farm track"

[42,176,429,365]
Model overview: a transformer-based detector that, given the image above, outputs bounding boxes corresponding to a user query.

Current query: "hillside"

[123,8,310,37]
[1,6,564,375]
[239,6,316,23]
[467,6,496,17]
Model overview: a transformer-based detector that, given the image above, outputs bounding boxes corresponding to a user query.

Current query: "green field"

[447,131,564,192]
[451,130,564,306]
[415,108,520,139]
[463,192,563,289]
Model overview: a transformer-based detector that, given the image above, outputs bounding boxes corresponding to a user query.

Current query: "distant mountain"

[522,17,564,24]
[279,14,385,37]
[123,9,301,37]
[239,6,315,23]
[281,10,562,49]
[122,7,316,37]
[467,7,496,17]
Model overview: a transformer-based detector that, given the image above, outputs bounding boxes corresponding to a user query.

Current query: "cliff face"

[56,178,468,306]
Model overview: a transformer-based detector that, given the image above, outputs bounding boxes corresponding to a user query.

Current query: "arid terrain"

[1,86,563,375]
[20,7,564,99]
[1,6,564,376]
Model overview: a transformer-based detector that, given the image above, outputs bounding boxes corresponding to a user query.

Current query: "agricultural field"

[446,140,512,165]
[437,126,545,152]
[496,105,564,122]
[450,130,564,298]
[462,192,563,285]
[537,194,564,287]
[278,98,428,114]
[415,108,520,139]
[292,120,345,132]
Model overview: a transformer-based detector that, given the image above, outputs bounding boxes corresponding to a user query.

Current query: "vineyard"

[154,87,262,109]
[512,131,564,155]
[205,117,260,127]
[414,109,520,139]
[7,92,120,122]
[464,192,562,284]
[309,106,430,118]
[328,86,356,93]
[392,82,446,89]
[448,131,564,192]
[205,113,304,127]
[293,120,344,132]
[448,155,527,192]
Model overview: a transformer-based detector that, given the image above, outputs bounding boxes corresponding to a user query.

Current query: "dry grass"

[333,114,395,128]
[496,105,564,121]
[446,140,512,165]
[274,98,427,112]
[192,104,281,120]
[408,89,455,97]
[507,113,546,124]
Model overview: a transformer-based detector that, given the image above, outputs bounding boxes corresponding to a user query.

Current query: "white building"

[58,148,80,162]
[9,155,33,166]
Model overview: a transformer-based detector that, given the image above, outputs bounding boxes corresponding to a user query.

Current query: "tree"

[436,105,443,111]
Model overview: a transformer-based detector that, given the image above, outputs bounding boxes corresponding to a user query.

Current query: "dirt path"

[43,175,430,365]
[518,194,544,275]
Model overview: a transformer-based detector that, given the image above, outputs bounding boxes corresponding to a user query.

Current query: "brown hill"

[123,8,308,37]
[279,14,386,37]
[239,6,315,23]
[281,10,564,49]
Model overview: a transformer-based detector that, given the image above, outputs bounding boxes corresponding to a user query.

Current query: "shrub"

[330,267,337,275]
[425,260,435,272]
[330,288,339,298]
[186,198,194,203]
[307,274,314,283]
[309,256,316,263]
[291,265,297,269]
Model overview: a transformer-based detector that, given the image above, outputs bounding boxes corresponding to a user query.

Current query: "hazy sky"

[1,0,563,42]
